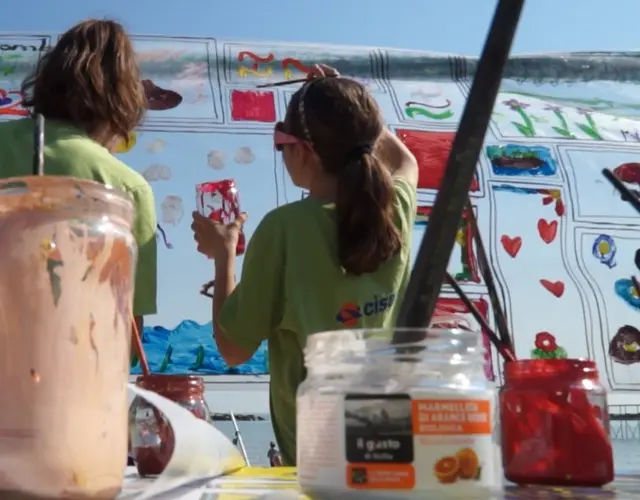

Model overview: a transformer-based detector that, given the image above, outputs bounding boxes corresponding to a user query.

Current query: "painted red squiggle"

[281,58,311,75]
[238,51,275,70]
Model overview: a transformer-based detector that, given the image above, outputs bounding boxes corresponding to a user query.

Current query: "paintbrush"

[256,78,307,88]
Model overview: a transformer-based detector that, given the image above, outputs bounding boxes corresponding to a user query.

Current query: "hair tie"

[348,142,374,161]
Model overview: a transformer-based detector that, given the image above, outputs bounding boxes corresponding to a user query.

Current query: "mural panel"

[3,35,640,391]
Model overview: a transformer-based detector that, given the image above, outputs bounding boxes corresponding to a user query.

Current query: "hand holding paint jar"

[195,179,246,256]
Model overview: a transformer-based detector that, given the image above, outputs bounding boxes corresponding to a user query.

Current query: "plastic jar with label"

[296,328,502,499]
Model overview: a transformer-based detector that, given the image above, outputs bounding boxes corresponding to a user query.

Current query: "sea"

[220,418,640,470]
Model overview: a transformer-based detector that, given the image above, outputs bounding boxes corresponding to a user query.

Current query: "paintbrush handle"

[603,168,640,214]
[445,273,516,362]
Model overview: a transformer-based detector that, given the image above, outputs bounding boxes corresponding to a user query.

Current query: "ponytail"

[335,153,402,275]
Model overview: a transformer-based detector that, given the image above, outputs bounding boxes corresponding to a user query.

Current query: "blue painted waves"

[130,320,269,375]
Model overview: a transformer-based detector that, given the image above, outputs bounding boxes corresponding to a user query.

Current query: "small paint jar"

[500,359,613,487]
[195,179,245,255]
[129,375,211,476]
[297,328,502,499]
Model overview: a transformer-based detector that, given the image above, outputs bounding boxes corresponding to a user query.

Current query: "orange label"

[346,464,415,490]
[412,399,491,435]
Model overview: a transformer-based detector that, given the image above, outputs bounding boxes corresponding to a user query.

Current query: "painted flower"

[535,332,558,353]
[576,107,594,116]
[503,99,529,111]
[544,104,563,112]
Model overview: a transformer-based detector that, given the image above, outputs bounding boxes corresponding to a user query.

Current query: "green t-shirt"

[0,118,157,316]
[217,177,416,465]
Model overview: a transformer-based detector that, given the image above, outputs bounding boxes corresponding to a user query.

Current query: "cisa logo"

[335,293,396,327]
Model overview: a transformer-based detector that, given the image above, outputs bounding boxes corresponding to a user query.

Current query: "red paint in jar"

[129,375,211,476]
[500,359,613,487]
[196,179,245,255]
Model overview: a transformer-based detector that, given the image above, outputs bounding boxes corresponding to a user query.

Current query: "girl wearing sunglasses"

[191,64,418,465]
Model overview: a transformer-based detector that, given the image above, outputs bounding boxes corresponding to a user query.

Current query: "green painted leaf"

[190,344,205,371]
[551,126,575,139]
[159,345,173,373]
[512,122,536,137]
[554,346,568,359]
[575,123,603,140]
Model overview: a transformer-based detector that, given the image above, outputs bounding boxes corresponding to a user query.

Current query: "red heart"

[501,235,522,258]
[540,279,565,298]
[537,219,558,244]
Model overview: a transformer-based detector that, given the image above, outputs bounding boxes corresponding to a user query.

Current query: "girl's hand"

[307,64,340,80]
[191,211,247,260]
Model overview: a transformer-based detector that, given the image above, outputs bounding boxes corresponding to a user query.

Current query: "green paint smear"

[158,345,173,373]
[0,181,28,190]
[405,107,454,120]
[190,345,205,371]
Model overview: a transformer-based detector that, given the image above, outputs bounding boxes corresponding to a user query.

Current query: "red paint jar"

[129,375,211,476]
[500,359,613,487]
[195,179,245,255]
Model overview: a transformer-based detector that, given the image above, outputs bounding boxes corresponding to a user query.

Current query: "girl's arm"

[213,212,285,368]
[213,256,254,366]
[375,128,418,187]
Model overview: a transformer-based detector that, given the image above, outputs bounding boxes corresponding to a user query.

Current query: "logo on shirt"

[335,293,396,327]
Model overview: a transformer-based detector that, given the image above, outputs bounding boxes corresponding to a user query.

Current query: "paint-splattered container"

[195,179,246,255]
[129,374,210,476]
[296,328,502,498]
[500,359,614,487]
[0,176,136,498]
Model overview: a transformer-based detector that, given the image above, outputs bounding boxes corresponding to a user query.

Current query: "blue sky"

[2,0,639,55]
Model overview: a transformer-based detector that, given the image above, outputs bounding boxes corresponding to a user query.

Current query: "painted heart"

[537,218,558,244]
[500,235,522,258]
[540,279,565,298]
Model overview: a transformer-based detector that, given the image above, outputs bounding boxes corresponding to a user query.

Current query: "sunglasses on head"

[273,121,309,152]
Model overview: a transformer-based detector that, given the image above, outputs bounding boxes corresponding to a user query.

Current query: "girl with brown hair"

[0,19,158,339]
[191,64,418,465]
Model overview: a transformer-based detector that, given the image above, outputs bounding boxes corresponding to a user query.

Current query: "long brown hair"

[286,78,401,276]
[21,19,146,144]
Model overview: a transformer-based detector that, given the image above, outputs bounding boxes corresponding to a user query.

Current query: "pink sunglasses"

[273,122,310,152]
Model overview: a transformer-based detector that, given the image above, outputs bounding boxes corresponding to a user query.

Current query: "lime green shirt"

[217,177,416,465]
[0,118,157,316]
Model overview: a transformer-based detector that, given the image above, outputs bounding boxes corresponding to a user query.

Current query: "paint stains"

[146,139,166,154]
[540,279,565,298]
[396,129,479,191]
[592,234,617,269]
[614,278,640,311]
[531,332,567,360]
[537,218,558,244]
[143,79,183,111]
[207,150,226,170]
[609,325,640,365]
[234,146,255,164]
[160,195,184,226]
[114,132,137,154]
[0,88,28,116]
[142,164,172,182]
[486,145,556,177]
[230,90,276,122]
[156,224,174,250]
[500,235,522,258]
